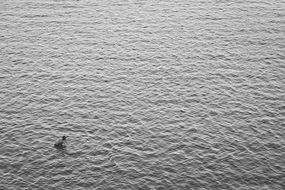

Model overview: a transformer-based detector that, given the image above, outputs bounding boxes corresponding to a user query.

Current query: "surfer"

[54,135,67,149]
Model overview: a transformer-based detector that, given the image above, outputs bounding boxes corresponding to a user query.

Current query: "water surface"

[0,0,284,189]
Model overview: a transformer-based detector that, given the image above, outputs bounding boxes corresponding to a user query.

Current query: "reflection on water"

[0,0,284,189]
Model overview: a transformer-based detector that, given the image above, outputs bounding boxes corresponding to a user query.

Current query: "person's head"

[62,135,67,141]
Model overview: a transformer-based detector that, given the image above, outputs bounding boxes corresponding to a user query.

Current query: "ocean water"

[0,0,284,189]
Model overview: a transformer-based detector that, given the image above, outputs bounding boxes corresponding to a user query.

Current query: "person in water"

[54,135,67,149]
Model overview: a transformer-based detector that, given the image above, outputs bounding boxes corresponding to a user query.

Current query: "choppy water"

[0,0,285,189]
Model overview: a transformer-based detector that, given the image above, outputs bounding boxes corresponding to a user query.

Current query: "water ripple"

[1,0,285,189]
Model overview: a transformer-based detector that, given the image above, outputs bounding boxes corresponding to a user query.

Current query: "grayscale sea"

[0,0,284,189]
